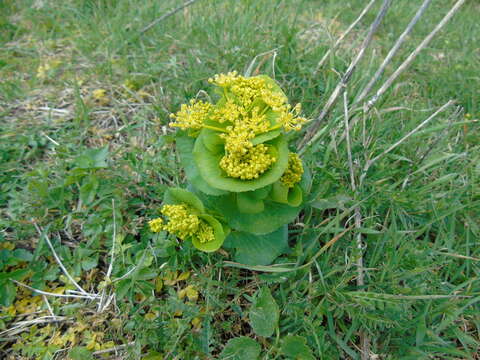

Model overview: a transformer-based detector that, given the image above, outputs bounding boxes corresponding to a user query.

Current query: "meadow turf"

[0,0,479,359]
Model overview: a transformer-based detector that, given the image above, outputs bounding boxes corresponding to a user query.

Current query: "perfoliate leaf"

[236,193,265,214]
[249,287,279,337]
[220,337,261,360]
[163,188,205,213]
[197,191,301,235]
[226,226,288,265]
[280,335,315,360]
[193,132,289,193]
[176,135,227,196]
[191,214,225,252]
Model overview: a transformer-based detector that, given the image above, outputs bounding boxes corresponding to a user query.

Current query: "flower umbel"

[220,144,276,180]
[148,218,164,233]
[149,204,216,244]
[280,153,303,188]
[169,99,213,130]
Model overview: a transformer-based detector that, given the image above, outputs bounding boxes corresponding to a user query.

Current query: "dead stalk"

[299,0,393,154]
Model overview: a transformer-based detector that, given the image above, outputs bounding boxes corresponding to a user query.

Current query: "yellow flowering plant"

[150,72,311,264]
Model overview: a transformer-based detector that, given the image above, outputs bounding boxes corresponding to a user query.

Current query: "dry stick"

[33,223,91,297]
[358,100,455,186]
[355,0,432,104]
[344,93,369,360]
[140,0,201,34]
[364,0,466,112]
[314,0,378,73]
[298,0,393,154]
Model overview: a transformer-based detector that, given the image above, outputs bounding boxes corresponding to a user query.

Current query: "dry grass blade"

[359,100,455,185]
[355,0,432,104]
[364,0,467,112]
[299,0,393,154]
[314,0,378,73]
[140,0,202,34]
[33,223,90,297]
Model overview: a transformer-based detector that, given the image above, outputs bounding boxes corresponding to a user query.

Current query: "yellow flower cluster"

[281,153,304,188]
[169,99,213,130]
[149,204,215,243]
[219,143,276,180]
[148,217,164,233]
[197,221,215,243]
[170,72,308,180]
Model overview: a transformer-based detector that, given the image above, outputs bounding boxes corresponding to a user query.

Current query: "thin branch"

[355,0,432,104]
[140,0,201,34]
[314,0,378,73]
[299,0,393,154]
[359,100,454,185]
[364,0,466,112]
[34,223,89,296]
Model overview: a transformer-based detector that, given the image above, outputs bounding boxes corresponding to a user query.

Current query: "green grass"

[1,0,479,359]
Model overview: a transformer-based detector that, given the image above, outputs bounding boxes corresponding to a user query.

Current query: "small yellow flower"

[92,88,110,106]
[220,143,276,180]
[148,217,164,233]
[161,204,200,240]
[281,153,304,188]
[150,205,216,244]
[169,99,213,130]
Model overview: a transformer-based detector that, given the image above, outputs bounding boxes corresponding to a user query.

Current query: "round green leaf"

[288,184,303,207]
[236,193,265,214]
[176,135,227,196]
[163,188,205,213]
[249,287,279,337]
[271,181,289,204]
[220,337,261,360]
[197,191,301,235]
[191,214,225,252]
[225,225,288,265]
[193,132,289,193]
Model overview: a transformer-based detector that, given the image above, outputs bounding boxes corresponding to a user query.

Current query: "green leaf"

[236,193,265,214]
[288,184,303,207]
[280,335,315,360]
[194,132,289,192]
[202,129,224,154]
[81,255,98,271]
[68,346,94,360]
[226,226,288,265]
[176,135,227,196]
[251,129,281,145]
[191,214,225,252]
[115,279,131,300]
[197,191,301,234]
[0,281,16,306]
[271,181,289,204]
[220,337,261,360]
[249,287,279,337]
[163,188,205,213]
[79,176,98,205]
[74,147,109,169]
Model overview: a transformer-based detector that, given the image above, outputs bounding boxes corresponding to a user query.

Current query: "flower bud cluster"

[219,144,276,180]
[169,99,213,130]
[280,153,304,188]
[148,204,215,243]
